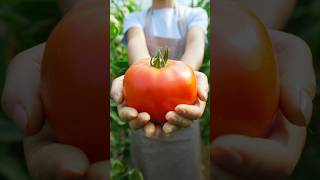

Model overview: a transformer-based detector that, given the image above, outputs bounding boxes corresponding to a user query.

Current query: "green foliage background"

[0,0,318,179]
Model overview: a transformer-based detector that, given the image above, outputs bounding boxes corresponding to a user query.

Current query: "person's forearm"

[237,0,297,29]
[127,28,151,65]
[180,27,205,71]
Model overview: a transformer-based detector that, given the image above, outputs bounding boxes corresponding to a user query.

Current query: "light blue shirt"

[122,5,208,44]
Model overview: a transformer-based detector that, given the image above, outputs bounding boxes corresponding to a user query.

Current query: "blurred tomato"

[41,0,108,162]
[211,0,280,140]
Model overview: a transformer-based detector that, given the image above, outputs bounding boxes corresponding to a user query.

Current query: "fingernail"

[211,147,242,167]
[300,90,312,125]
[12,105,27,133]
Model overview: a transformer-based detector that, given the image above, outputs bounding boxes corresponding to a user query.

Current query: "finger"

[110,76,124,104]
[269,30,316,126]
[129,112,150,129]
[117,103,138,121]
[211,136,292,179]
[1,43,46,135]
[86,161,109,180]
[211,112,306,179]
[162,122,178,135]
[154,125,162,137]
[165,111,193,128]
[194,71,209,101]
[175,99,206,120]
[24,124,89,180]
[144,122,156,137]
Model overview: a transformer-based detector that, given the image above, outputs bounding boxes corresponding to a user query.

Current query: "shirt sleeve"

[187,7,209,35]
[122,12,145,45]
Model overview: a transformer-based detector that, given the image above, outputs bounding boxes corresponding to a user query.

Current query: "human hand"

[1,44,109,180]
[24,123,108,180]
[211,31,316,179]
[111,75,156,137]
[163,71,209,134]
[110,71,209,137]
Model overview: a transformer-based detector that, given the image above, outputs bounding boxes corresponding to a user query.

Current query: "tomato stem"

[150,47,169,68]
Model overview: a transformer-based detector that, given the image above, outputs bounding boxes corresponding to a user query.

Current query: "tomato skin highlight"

[124,59,197,124]
[211,0,280,140]
[41,0,108,162]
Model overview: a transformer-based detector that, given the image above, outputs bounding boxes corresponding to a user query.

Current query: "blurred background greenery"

[0,0,318,179]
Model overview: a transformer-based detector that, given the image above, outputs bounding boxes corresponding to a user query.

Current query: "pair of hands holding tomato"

[211,30,316,179]
[2,43,108,180]
[111,70,209,137]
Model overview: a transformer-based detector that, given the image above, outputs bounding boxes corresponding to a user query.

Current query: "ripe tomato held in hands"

[124,48,198,124]
[211,0,280,140]
[41,0,108,162]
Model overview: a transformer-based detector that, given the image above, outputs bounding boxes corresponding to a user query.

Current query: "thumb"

[269,30,316,126]
[1,43,46,135]
[24,124,90,180]
[110,75,124,104]
[194,71,209,101]
[279,80,314,126]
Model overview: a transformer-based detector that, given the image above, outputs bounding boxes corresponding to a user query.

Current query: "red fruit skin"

[211,0,280,141]
[123,60,197,124]
[41,0,109,162]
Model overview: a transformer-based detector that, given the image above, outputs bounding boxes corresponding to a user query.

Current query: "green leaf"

[128,168,144,180]
[110,110,126,126]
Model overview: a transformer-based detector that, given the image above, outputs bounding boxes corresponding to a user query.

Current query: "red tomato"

[124,49,197,124]
[41,0,108,162]
[211,0,280,140]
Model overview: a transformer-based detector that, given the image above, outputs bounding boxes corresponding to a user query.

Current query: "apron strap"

[144,8,152,47]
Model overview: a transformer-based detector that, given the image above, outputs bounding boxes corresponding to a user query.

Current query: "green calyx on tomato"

[150,47,169,68]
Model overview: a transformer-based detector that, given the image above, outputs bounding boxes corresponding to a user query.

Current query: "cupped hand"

[1,44,109,180]
[24,123,108,180]
[211,30,316,179]
[111,71,209,137]
[163,71,209,134]
[111,75,155,136]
